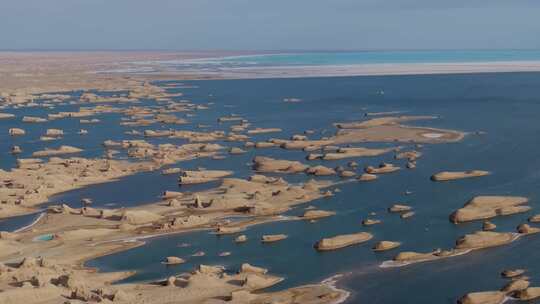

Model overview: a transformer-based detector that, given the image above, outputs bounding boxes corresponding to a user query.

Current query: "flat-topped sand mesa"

[247,127,282,134]
[332,115,465,144]
[262,234,288,243]
[144,129,227,142]
[31,145,83,157]
[178,170,233,185]
[0,112,15,119]
[252,156,355,177]
[103,140,224,165]
[0,255,345,304]
[301,209,336,220]
[431,170,490,181]
[458,291,506,304]
[8,128,25,136]
[335,116,438,129]
[307,146,395,161]
[450,196,530,223]
[252,156,309,174]
[21,116,47,123]
[315,232,373,251]
[386,228,537,267]
[373,241,401,252]
[365,163,400,174]
[458,269,540,304]
[0,157,154,219]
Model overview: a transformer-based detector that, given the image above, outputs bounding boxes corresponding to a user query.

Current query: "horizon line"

[1,48,540,53]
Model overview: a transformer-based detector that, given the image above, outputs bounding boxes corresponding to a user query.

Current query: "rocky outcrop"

[45,129,64,137]
[501,279,529,293]
[301,210,336,220]
[314,232,373,251]
[373,241,401,252]
[240,263,268,274]
[8,128,25,136]
[335,116,437,129]
[261,234,288,243]
[22,116,47,123]
[515,287,540,301]
[252,157,308,174]
[362,219,381,226]
[528,214,540,223]
[517,223,540,235]
[393,251,440,262]
[501,269,525,278]
[450,196,530,223]
[121,210,162,225]
[455,231,516,250]
[305,165,336,176]
[32,145,83,157]
[457,291,505,304]
[358,173,377,181]
[247,128,282,134]
[319,147,393,160]
[178,170,233,184]
[388,204,412,213]
[431,170,490,181]
[163,256,185,265]
[365,163,400,174]
[483,221,497,231]
[235,235,248,243]
[229,147,246,155]
[0,113,15,119]
[395,150,422,161]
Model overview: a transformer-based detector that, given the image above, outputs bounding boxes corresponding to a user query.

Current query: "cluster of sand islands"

[0,67,537,304]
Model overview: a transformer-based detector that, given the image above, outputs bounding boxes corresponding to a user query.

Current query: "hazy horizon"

[1,0,539,51]
[2,48,540,53]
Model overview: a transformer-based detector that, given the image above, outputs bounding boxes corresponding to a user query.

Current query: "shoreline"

[380,232,523,268]
[12,212,46,233]
[320,273,353,304]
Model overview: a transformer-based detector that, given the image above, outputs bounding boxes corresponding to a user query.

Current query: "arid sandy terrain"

[2,52,540,304]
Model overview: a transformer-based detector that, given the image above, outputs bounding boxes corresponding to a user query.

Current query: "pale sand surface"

[0,176,346,304]
[0,51,250,94]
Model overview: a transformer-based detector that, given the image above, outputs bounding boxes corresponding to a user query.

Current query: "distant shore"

[183,60,540,80]
[2,51,540,95]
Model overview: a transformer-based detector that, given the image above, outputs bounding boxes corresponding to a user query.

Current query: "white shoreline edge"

[320,273,352,304]
[140,60,540,80]
[13,211,46,233]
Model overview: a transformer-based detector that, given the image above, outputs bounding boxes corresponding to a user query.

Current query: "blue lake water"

[2,72,540,303]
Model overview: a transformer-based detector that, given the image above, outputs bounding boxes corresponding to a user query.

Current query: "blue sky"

[1,0,539,50]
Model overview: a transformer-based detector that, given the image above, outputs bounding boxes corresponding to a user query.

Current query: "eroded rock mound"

[431,170,490,181]
[315,232,373,251]
[450,196,530,223]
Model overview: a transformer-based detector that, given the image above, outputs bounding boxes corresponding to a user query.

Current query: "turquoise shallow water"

[2,72,540,303]
[159,50,540,70]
